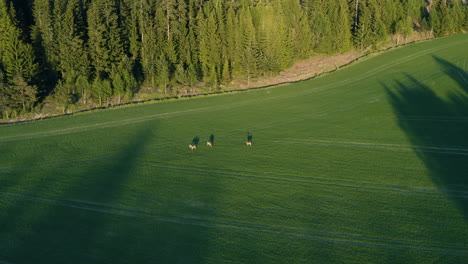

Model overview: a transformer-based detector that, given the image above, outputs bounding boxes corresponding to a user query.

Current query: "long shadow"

[0,124,215,263]
[0,127,153,262]
[385,57,468,220]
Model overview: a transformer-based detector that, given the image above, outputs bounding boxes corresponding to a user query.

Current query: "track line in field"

[1,190,467,256]
[371,115,468,123]
[1,140,466,199]
[261,38,468,101]
[4,189,466,250]
[0,105,222,142]
[146,161,468,198]
[0,94,272,142]
[0,89,381,143]
[1,92,386,171]
[276,138,468,156]
[2,38,466,143]
[242,92,387,136]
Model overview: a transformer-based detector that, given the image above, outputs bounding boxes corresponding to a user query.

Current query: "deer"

[189,144,197,150]
[246,141,252,146]
[207,141,213,147]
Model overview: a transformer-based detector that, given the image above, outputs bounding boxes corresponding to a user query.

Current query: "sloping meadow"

[0,34,467,263]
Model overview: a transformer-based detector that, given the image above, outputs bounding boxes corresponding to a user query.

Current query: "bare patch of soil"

[228,52,363,91]
[227,33,433,91]
[1,33,434,124]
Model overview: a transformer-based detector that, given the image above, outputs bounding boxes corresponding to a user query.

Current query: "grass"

[0,33,467,264]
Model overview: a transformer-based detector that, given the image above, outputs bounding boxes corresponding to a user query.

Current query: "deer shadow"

[192,136,200,147]
[247,133,253,143]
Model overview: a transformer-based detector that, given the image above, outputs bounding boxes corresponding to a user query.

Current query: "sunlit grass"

[0,34,467,264]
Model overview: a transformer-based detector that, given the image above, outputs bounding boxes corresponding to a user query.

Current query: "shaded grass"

[0,34,467,263]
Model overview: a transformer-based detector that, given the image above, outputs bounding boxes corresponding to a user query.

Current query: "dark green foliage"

[52,80,75,114]
[87,0,124,79]
[1,0,467,118]
[430,0,466,37]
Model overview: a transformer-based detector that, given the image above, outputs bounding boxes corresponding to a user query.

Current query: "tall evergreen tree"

[238,5,258,85]
[87,0,124,79]
[139,0,159,88]
[197,1,223,86]
[31,0,56,75]
[55,0,90,83]
[2,0,468,118]
[0,1,38,84]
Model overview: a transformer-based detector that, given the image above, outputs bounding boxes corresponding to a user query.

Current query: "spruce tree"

[75,74,90,104]
[238,5,258,85]
[87,0,124,78]
[139,0,159,88]
[449,0,465,33]
[280,0,311,58]
[156,54,170,95]
[224,5,240,77]
[56,0,90,83]
[197,1,222,87]
[337,0,352,53]
[31,0,56,75]
[0,1,38,84]
[112,73,125,104]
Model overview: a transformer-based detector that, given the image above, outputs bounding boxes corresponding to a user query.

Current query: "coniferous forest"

[0,0,467,119]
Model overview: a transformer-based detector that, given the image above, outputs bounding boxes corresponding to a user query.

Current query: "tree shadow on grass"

[0,124,215,263]
[384,57,468,221]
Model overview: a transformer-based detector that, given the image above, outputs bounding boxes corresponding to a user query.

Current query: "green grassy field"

[1,34,467,264]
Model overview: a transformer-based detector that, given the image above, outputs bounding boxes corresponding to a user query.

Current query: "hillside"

[0,33,467,263]
[1,0,467,120]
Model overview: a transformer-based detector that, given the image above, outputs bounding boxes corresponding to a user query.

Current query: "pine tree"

[464,2,468,30]
[396,15,414,44]
[336,0,352,53]
[53,80,74,114]
[56,0,90,83]
[430,0,446,36]
[185,0,201,85]
[2,0,468,117]
[197,1,222,87]
[75,74,90,104]
[31,0,57,76]
[3,37,38,83]
[91,77,112,106]
[110,56,135,103]
[139,0,159,88]
[306,0,331,52]
[449,0,465,33]
[279,0,311,58]
[87,0,124,79]
[224,5,240,77]
[121,0,141,60]
[0,1,38,84]
[355,0,371,50]
[156,54,170,95]
[112,73,124,104]
[382,0,398,34]
[238,5,258,85]
[8,77,37,112]
[256,2,291,73]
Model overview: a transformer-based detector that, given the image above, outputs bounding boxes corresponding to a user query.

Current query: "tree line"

[0,0,467,119]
